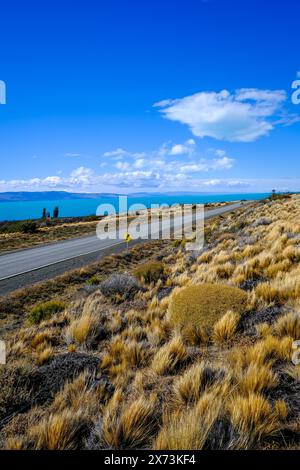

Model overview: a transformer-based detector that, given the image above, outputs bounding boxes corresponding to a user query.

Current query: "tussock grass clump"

[36,346,53,366]
[168,284,247,337]
[228,335,293,370]
[213,310,241,344]
[51,372,111,415]
[236,363,278,394]
[273,312,300,339]
[155,389,225,450]
[266,260,291,278]
[134,261,165,284]
[101,337,150,377]
[255,278,300,304]
[65,311,100,346]
[151,335,188,375]
[101,391,159,449]
[172,362,224,408]
[228,393,281,448]
[28,300,65,324]
[30,331,55,350]
[29,409,89,449]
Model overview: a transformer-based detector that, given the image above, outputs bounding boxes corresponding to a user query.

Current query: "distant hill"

[0,191,121,202]
[0,190,274,202]
[0,190,220,202]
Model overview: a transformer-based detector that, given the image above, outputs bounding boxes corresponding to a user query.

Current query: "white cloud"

[65,153,81,157]
[115,161,130,171]
[2,173,299,193]
[134,158,146,169]
[169,139,195,155]
[103,148,128,157]
[203,179,250,188]
[214,149,226,157]
[69,167,95,184]
[103,148,147,160]
[0,140,238,192]
[154,88,295,142]
[179,155,233,173]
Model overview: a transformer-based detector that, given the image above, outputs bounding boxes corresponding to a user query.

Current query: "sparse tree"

[42,208,47,219]
[53,206,59,218]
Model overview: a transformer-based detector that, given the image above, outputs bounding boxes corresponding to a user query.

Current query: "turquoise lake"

[0,193,270,221]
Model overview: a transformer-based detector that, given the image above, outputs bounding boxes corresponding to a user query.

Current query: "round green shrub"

[28,300,65,324]
[133,261,165,284]
[168,283,247,334]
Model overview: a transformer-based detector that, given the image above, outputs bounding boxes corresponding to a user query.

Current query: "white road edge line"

[0,240,126,281]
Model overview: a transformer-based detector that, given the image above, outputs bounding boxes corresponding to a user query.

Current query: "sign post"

[124,232,133,251]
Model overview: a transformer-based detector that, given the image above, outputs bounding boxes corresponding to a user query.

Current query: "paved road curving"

[0,202,246,296]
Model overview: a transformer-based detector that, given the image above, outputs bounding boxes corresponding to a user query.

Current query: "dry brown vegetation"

[1,195,300,450]
[0,219,100,253]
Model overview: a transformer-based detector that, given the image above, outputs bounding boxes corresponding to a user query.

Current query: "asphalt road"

[0,202,245,295]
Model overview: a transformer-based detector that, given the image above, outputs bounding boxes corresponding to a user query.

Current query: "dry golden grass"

[65,311,99,345]
[29,409,88,450]
[155,388,225,450]
[256,322,272,338]
[228,393,281,449]
[213,310,241,344]
[273,312,300,339]
[150,335,188,375]
[236,363,278,394]
[101,336,150,377]
[102,391,158,448]
[172,362,223,408]
[2,196,300,451]
[36,346,53,365]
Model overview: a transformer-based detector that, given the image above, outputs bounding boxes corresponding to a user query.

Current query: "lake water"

[0,193,270,221]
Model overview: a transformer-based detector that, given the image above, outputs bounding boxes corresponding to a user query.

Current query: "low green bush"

[0,220,38,234]
[133,261,165,284]
[28,300,65,324]
[87,274,102,285]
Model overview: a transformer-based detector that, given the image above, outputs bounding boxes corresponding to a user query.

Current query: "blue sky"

[0,0,300,193]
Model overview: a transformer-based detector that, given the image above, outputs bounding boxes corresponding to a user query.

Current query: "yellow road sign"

[124,232,133,242]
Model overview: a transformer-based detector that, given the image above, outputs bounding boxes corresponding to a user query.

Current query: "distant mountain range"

[0,191,121,202]
[0,190,272,202]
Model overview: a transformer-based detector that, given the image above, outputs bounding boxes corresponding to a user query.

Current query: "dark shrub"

[0,362,33,423]
[99,273,140,302]
[31,353,100,404]
[20,220,38,233]
[0,220,38,234]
